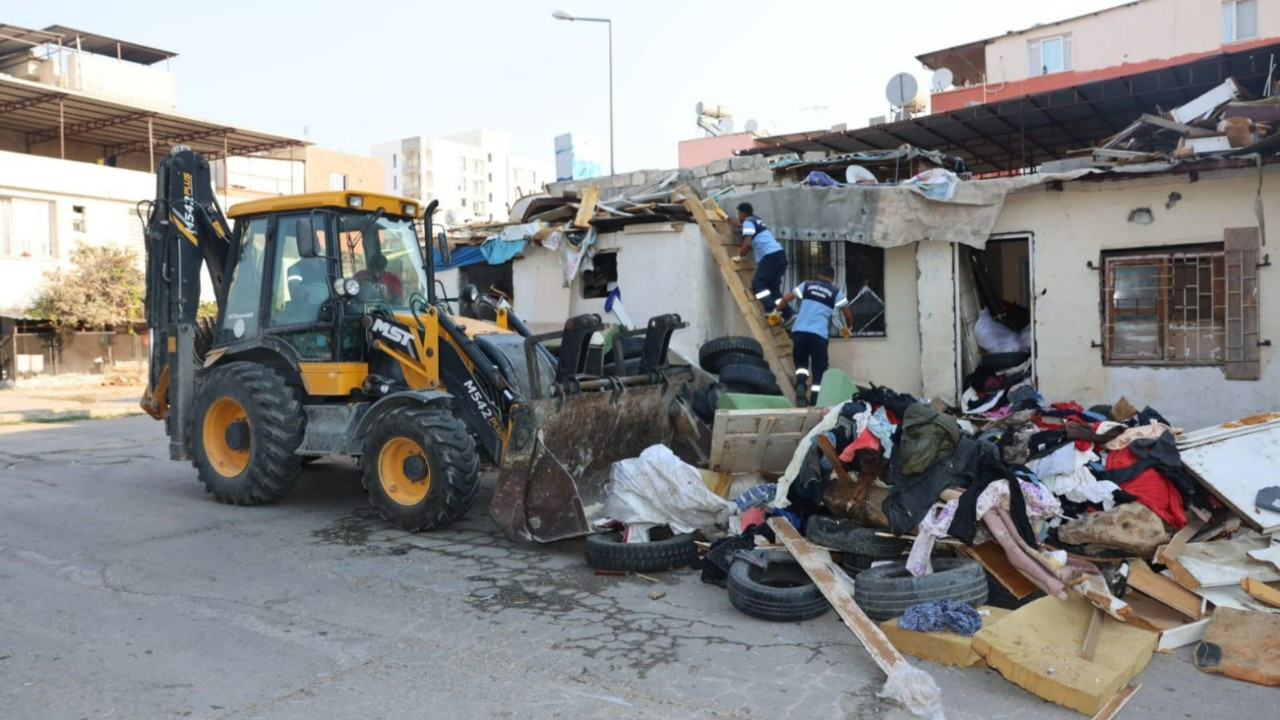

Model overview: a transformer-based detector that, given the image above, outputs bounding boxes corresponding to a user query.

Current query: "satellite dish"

[718,117,734,134]
[931,68,954,92]
[885,72,919,107]
[744,119,759,133]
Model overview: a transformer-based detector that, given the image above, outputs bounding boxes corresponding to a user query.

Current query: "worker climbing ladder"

[680,187,797,403]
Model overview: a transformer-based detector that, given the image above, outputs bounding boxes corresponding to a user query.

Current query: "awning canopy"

[745,41,1280,176]
[0,74,304,161]
[41,25,177,65]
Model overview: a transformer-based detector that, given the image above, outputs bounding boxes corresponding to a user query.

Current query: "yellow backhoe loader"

[139,146,694,542]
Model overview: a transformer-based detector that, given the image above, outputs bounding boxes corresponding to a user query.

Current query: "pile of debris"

[1045,76,1280,172]
[583,347,1280,716]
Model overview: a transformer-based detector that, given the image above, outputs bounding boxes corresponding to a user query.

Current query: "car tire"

[807,516,906,558]
[718,364,780,395]
[728,551,830,622]
[853,558,989,622]
[583,527,697,572]
[699,336,764,373]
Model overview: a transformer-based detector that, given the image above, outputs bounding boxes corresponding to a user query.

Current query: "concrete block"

[802,151,828,162]
[880,606,1010,668]
[630,172,648,186]
[707,158,730,175]
[700,175,724,190]
[691,164,709,178]
[972,595,1157,715]
[730,155,761,170]
[726,168,774,186]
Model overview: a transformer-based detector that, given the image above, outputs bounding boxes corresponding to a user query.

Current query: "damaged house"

[464,33,1280,429]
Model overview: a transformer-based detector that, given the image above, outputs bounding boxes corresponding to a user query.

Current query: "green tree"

[29,244,145,333]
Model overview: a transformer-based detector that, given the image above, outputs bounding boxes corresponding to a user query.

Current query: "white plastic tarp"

[605,444,734,542]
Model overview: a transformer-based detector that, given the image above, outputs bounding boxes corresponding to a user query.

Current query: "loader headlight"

[333,277,361,297]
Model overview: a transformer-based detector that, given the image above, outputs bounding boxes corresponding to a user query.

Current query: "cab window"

[268,214,329,327]
[221,217,267,341]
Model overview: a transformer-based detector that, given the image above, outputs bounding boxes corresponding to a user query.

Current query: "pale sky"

[9,0,1123,170]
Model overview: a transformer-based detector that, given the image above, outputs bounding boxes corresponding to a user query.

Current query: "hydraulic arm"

[140,146,235,459]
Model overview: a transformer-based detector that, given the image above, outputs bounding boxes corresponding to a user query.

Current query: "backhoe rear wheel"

[361,405,481,531]
[189,362,304,505]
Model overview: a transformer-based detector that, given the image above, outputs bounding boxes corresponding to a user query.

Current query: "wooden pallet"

[680,187,796,402]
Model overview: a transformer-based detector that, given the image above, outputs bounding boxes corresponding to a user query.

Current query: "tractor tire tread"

[361,404,481,532]
[188,362,303,506]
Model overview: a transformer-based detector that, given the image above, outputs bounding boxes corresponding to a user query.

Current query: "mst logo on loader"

[371,317,418,360]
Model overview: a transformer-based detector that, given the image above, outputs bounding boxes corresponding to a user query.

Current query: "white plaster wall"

[68,52,177,112]
[994,167,1280,427]
[829,244,923,395]
[510,223,752,363]
[915,242,960,403]
[984,0,1280,85]
[0,151,153,312]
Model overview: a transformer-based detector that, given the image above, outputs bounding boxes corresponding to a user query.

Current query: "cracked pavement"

[1,416,1272,719]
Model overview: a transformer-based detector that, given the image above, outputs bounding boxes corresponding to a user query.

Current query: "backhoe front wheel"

[361,405,481,531]
[189,362,304,505]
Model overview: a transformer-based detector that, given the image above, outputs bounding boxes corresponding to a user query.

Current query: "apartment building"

[918,0,1280,112]
[372,129,552,226]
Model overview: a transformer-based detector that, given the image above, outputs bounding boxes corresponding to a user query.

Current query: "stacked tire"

[697,336,781,410]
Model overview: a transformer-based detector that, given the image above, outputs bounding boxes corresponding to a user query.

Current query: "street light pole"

[552,10,615,176]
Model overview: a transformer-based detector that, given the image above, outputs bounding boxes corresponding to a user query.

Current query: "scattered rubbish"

[1194,608,1280,686]
[727,550,830,622]
[648,591,666,601]
[882,606,1010,667]
[1090,683,1141,720]
[768,518,945,720]
[898,598,984,636]
[972,595,1157,715]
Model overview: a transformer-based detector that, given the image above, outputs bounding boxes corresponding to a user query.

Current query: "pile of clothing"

[756,382,1209,599]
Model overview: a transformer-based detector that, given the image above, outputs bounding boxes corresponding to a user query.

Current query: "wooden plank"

[680,187,796,402]
[1153,516,1204,564]
[709,407,826,474]
[957,541,1039,599]
[1123,591,1195,632]
[572,185,599,228]
[768,517,904,675]
[1242,577,1280,608]
[1166,535,1280,589]
[1091,683,1141,720]
[1126,560,1205,619]
[1082,606,1104,661]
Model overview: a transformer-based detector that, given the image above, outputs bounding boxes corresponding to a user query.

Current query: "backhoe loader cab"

[142,146,693,542]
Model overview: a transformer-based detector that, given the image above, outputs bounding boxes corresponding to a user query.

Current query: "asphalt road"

[0,416,1270,719]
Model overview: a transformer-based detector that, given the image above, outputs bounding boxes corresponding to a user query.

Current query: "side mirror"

[437,230,452,267]
[296,216,318,258]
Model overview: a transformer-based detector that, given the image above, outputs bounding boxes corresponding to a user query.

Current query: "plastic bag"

[880,663,946,720]
[605,445,734,542]
[974,308,1024,354]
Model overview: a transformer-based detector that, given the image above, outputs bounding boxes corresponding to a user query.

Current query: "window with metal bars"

[1102,245,1227,365]
[785,241,886,337]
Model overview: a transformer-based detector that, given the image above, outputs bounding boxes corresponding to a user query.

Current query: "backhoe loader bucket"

[490,313,692,543]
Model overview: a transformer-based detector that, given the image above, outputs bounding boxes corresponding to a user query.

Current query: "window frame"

[1223,0,1259,43]
[1028,33,1073,76]
[1100,244,1227,367]
[784,240,887,338]
[0,196,56,258]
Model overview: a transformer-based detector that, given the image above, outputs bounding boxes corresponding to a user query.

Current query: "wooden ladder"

[681,187,796,402]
